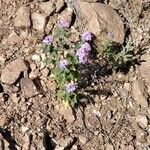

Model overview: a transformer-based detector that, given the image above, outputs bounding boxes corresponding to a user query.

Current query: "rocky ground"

[0,0,150,150]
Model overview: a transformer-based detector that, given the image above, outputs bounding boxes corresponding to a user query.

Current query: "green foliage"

[42,26,82,107]
[99,38,135,71]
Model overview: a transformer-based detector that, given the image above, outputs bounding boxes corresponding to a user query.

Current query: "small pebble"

[79,135,88,145]
[21,126,29,133]
[41,68,50,77]
[30,63,37,71]
[40,61,46,69]
[94,131,99,136]
[11,93,20,103]
[124,82,130,91]
[41,53,46,61]
[29,72,37,79]
[136,114,148,129]
[93,109,101,117]
[32,54,41,61]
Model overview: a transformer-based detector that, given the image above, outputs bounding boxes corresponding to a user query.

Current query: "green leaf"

[74,41,82,50]
[57,90,66,99]
[70,94,77,107]
[52,68,62,76]
[66,54,78,64]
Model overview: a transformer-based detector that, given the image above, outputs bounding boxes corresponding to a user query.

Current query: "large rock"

[39,1,55,16]
[1,59,29,84]
[14,5,31,28]
[32,12,47,32]
[74,1,125,44]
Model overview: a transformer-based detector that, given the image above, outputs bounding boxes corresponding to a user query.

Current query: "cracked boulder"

[75,0,125,44]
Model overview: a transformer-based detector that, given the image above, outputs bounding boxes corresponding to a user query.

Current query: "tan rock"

[136,114,148,129]
[56,137,73,148]
[128,145,135,150]
[7,31,22,44]
[56,0,65,12]
[59,8,73,27]
[39,1,55,16]
[105,144,114,150]
[30,63,37,71]
[79,135,88,145]
[147,134,150,144]
[11,93,20,103]
[0,114,7,127]
[59,105,75,124]
[32,13,47,32]
[136,128,147,143]
[41,68,50,77]
[21,126,29,133]
[1,59,29,84]
[75,1,124,44]
[139,54,150,93]
[55,147,64,150]
[20,78,39,98]
[132,79,148,108]
[14,5,31,28]
[32,54,41,61]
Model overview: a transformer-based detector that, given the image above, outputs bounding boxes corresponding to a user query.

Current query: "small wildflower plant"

[42,18,93,106]
[98,38,135,71]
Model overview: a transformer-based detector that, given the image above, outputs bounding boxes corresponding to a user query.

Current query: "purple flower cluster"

[43,35,53,45]
[65,83,76,93]
[82,31,92,42]
[59,18,69,29]
[59,59,68,69]
[76,42,91,64]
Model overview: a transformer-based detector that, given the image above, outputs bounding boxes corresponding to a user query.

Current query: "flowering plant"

[42,18,93,106]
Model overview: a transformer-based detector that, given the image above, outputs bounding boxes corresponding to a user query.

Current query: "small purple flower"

[43,35,53,45]
[59,18,69,29]
[65,83,76,93]
[76,48,87,57]
[76,43,91,64]
[79,55,88,64]
[82,31,92,41]
[59,59,68,69]
[76,47,88,64]
[81,42,91,52]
